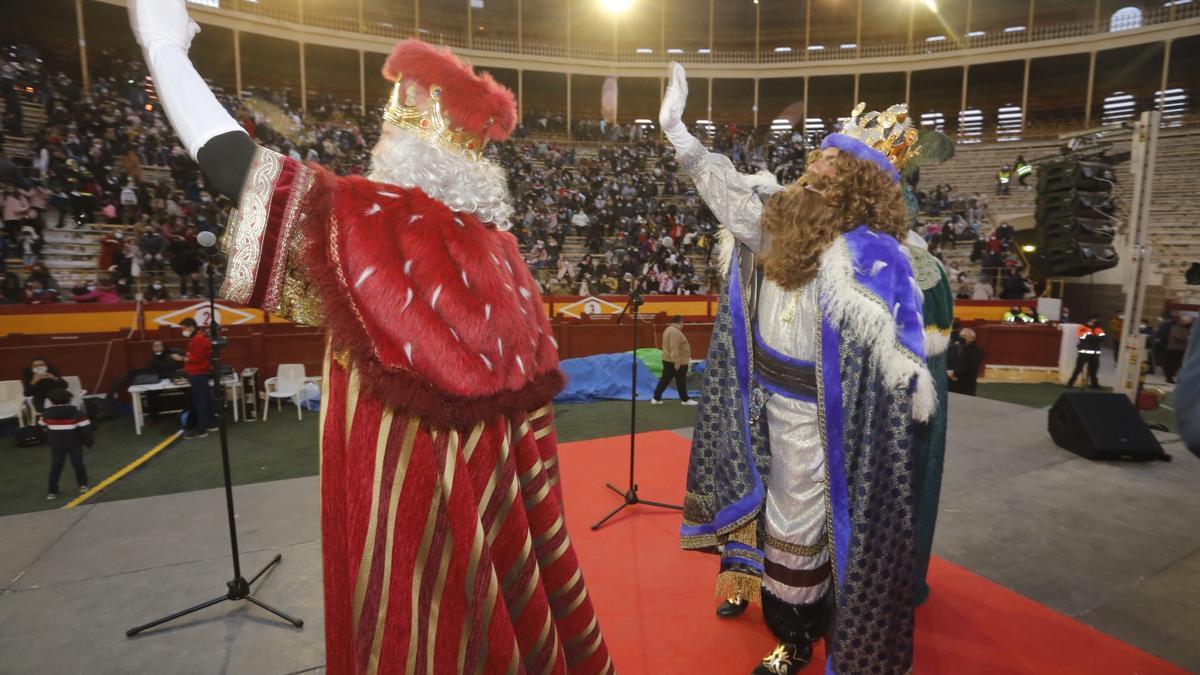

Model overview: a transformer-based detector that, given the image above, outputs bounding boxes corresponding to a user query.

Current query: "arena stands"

[3,39,1199,308]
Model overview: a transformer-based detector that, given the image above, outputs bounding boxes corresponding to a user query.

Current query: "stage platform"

[0,394,1197,674]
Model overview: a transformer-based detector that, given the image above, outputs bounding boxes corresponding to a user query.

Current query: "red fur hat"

[381,39,517,142]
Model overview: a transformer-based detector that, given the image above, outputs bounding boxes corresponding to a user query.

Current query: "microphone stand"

[592,270,682,530]
[127,250,303,636]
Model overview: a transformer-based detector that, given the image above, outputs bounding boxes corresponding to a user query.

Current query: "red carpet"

[558,430,1186,675]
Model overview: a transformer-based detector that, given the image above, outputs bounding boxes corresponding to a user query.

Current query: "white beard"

[368,126,514,229]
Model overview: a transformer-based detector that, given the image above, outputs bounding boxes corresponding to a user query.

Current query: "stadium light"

[601,0,632,13]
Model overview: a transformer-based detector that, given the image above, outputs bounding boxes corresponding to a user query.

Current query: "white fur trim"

[369,126,514,228]
[924,328,951,357]
[716,228,737,278]
[817,238,936,422]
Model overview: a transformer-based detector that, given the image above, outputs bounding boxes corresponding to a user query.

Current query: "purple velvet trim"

[841,226,927,364]
[678,256,765,540]
[721,542,765,573]
[821,133,901,183]
[820,314,851,596]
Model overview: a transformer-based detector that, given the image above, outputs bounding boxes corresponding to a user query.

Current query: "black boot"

[716,595,749,618]
[751,641,813,675]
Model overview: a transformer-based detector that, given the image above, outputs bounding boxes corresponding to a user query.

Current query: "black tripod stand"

[592,282,682,530]
[127,261,304,637]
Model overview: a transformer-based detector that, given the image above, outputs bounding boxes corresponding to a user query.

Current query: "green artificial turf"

[0,378,1177,517]
[975,382,1177,432]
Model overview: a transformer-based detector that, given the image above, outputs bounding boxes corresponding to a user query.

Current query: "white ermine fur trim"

[369,125,514,228]
[925,328,951,357]
[716,228,738,278]
[817,237,936,422]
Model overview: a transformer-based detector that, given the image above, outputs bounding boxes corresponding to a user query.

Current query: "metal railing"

[211,0,1198,65]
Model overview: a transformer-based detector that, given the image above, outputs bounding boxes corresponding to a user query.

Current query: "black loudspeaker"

[1048,393,1169,461]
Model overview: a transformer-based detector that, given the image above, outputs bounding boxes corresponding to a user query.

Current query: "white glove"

[659,62,700,157]
[128,0,245,159]
[129,0,200,54]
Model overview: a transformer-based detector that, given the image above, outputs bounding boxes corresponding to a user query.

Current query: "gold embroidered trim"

[715,570,762,606]
[221,148,284,303]
[765,533,827,558]
[263,166,315,311]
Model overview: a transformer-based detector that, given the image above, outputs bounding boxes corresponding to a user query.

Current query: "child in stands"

[40,387,92,500]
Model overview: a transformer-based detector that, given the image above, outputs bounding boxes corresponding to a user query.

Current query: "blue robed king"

[681,133,933,675]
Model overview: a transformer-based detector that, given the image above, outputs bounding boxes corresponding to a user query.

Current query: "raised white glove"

[129,0,200,54]
[659,62,700,157]
[128,0,246,159]
[659,62,688,134]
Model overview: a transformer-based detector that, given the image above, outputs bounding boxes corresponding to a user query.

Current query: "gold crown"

[383,77,491,161]
[841,102,921,171]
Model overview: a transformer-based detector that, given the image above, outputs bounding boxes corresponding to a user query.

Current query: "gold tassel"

[715,571,762,606]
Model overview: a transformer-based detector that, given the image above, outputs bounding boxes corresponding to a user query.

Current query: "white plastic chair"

[0,380,26,426]
[61,376,87,408]
[262,364,316,421]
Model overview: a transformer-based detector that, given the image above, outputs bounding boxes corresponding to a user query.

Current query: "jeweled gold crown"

[383,77,491,161]
[840,102,921,171]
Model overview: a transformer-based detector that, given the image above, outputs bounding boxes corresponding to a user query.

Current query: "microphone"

[196,230,218,248]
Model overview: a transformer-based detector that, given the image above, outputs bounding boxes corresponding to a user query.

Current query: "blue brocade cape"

[681,225,933,675]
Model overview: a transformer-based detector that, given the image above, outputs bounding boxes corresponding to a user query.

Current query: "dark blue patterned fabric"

[683,232,919,675]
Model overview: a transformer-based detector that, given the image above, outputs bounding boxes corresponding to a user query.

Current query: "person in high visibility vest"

[1022,305,1048,324]
[1014,155,1032,189]
[996,165,1012,195]
[1066,317,1106,388]
[1003,305,1033,323]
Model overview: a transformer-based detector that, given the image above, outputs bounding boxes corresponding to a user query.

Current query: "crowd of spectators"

[3,42,1028,306]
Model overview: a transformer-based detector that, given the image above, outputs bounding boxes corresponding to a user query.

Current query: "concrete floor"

[1,394,1197,674]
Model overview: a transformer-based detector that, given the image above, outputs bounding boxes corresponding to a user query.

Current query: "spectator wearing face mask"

[179,317,216,439]
[24,280,58,304]
[138,224,166,271]
[72,278,121,303]
[144,278,170,302]
[22,356,68,413]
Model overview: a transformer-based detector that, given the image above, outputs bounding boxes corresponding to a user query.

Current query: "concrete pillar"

[234,29,243,97]
[1021,59,1031,133]
[359,49,366,116]
[75,0,89,92]
[1084,51,1096,127]
[299,42,307,114]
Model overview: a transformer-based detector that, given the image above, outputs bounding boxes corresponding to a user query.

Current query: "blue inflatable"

[554,353,701,403]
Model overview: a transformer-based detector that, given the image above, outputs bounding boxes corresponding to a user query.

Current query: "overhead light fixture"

[775,46,793,52]
[807,44,824,51]
[634,118,653,124]
[698,48,711,54]
[1022,244,1037,253]
[922,0,937,10]
[840,43,858,49]
[667,48,684,54]
[1004,25,1026,32]
[635,48,653,54]
[601,0,632,12]
[967,30,986,37]
[926,35,946,42]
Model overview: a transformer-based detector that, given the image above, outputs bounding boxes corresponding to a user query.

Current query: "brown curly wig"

[759,153,908,291]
